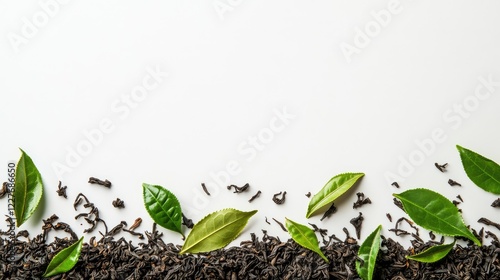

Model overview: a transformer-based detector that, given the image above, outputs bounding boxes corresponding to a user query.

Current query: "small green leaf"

[306,173,364,218]
[143,183,183,238]
[356,225,382,280]
[285,218,328,262]
[180,208,257,254]
[43,236,84,277]
[406,241,455,263]
[393,188,481,246]
[457,145,500,194]
[14,148,44,227]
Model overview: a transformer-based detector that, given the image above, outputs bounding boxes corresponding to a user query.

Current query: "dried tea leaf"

[306,173,364,218]
[393,188,480,246]
[14,148,44,227]
[285,218,328,262]
[143,183,183,238]
[406,241,455,263]
[457,145,500,194]
[43,236,84,277]
[356,225,382,280]
[180,208,257,254]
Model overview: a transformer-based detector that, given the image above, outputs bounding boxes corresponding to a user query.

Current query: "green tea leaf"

[393,188,480,246]
[356,225,382,280]
[457,145,500,194]
[306,173,364,218]
[43,236,84,277]
[14,148,44,227]
[143,183,183,238]
[285,218,328,262]
[406,241,455,263]
[180,208,257,254]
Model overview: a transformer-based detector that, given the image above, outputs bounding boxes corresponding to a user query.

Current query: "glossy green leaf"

[14,148,44,227]
[43,236,84,277]
[180,208,257,254]
[143,183,184,238]
[393,188,481,246]
[285,218,328,262]
[306,173,364,218]
[356,225,382,280]
[406,241,455,263]
[457,145,500,194]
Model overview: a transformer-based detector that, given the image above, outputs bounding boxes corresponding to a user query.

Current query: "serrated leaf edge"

[43,236,84,277]
[180,208,257,254]
[406,241,455,263]
[456,145,500,193]
[393,188,480,246]
[306,172,364,218]
[15,148,44,227]
[142,183,183,237]
[285,218,328,262]
[356,225,382,280]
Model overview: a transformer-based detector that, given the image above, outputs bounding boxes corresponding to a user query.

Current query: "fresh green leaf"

[356,225,382,280]
[180,208,257,254]
[393,188,481,246]
[143,183,184,238]
[43,236,84,277]
[14,148,44,227]
[457,145,500,194]
[306,173,364,218]
[285,218,328,262]
[406,241,455,263]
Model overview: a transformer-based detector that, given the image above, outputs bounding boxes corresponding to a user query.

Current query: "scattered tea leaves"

[14,148,44,227]
[306,173,364,218]
[180,208,257,254]
[393,188,481,246]
[285,218,328,262]
[457,145,500,194]
[142,183,184,238]
[43,236,84,277]
[407,241,455,263]
[356,225,382,280]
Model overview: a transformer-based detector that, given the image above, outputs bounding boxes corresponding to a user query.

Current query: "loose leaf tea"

[457,145,500,194]
[14,148,44,227]
[356,225,382,280]
[306,173,364,218]
[43,236,84,277]
[142,183,184,238]
[406,241,455,263]
[180,208,257,254]
[285,218,328,262]
[393,188,481,246]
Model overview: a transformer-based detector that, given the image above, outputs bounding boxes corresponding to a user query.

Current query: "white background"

[1,1,500,247]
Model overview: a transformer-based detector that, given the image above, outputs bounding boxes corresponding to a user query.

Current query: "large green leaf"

[356,225,382,280]
[43,236,84,277]
[457,145,500,194]
[406,241,455,263]
[180,208,257,254]
[306,173,364,218]
[285,218,328,262]
[143,183,183,238]
[14,148,44,227]
[393,188,480,246]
